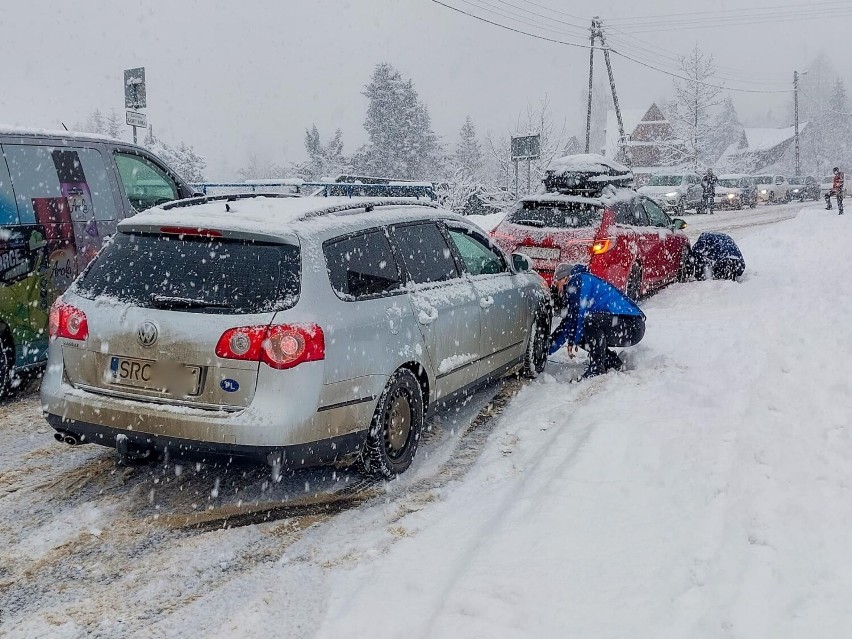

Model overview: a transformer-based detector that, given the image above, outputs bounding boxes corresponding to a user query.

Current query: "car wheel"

[521,316,549,379]
[676,247,692,283]
[626,262,643,301]
[359,368,424,479]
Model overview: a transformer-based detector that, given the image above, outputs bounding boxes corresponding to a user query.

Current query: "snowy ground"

[2,201,849,638]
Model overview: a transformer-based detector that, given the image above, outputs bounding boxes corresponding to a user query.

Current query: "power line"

[603,0,849,24]
[430,0,595,49]
[490,0,588,34]
[800,90,852,116]
[456,0,587,39]
[607,8,852,34]
[430,0,796,94]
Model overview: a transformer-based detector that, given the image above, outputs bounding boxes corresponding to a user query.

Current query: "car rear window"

[75,232,300,314]
[509,201,603,229]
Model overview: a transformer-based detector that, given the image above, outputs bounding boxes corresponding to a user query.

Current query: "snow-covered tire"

[626,263,643,301]
[676,247,692,283]
[358,368,423,479]
[521,317,549,379]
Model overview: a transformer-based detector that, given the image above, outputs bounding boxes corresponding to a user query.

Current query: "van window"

[3,145,117,224]
[324,230,402,300]
[390,222,459,284]
[0,153,19,225]
[114,152,179,212]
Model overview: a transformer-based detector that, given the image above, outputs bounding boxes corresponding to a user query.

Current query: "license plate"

[109,356,202,396]
[517,246,561,260]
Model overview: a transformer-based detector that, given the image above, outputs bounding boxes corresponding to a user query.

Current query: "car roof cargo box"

[544,154,634,195]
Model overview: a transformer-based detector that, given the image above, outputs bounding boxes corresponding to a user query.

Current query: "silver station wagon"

[41,196,551,477]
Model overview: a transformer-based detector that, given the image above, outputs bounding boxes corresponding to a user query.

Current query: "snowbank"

[312,206,852,637]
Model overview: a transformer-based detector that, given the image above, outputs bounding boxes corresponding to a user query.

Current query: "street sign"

[511,134,541,160]
[124,67,146,109]
[125,110,147,128]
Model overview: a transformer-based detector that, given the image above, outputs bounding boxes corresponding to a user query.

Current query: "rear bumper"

[45,412,367,467]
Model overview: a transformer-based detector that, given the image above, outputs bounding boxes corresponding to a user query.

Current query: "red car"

[491,190,691,299]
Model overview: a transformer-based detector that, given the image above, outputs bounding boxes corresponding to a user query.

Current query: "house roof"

[604,109,646,157]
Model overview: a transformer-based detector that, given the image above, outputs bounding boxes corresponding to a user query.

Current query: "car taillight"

[216,324,324,370]
[48,301,89,341]
[591,238,614,255]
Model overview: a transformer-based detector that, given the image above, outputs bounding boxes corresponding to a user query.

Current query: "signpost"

[124,67,147,144]
[511,134,541,199]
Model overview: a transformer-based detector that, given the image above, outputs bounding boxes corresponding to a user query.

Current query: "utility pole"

[598,22,627,166]
[584,18,628,166]
[794,70,801,175]
[584,18,596,153]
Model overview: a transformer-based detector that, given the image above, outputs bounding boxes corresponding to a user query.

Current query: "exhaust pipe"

[53,429,81,446]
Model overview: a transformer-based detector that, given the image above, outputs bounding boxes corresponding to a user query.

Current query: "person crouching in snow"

[549,264,646,379]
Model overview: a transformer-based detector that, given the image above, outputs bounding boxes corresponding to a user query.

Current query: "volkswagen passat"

[41,196,551,477]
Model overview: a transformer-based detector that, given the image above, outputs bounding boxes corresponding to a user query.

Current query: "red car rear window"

[508,202,603,229]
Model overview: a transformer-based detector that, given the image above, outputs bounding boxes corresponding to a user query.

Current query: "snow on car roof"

[0,125,121,143]
[547,153,630,175]
[119,196,451,240]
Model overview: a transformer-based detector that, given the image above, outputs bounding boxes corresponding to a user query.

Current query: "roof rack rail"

[303,182,437,200]
[160,192,299,210]
[299,198,438,220]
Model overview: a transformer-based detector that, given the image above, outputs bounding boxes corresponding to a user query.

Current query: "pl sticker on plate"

[220,378,240,393]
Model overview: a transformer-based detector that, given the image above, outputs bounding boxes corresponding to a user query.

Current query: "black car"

[788,176,820,201]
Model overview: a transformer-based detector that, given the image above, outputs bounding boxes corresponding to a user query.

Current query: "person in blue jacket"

[689,232,745,281]
[549,264,646,379]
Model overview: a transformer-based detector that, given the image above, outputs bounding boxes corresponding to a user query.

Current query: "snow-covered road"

[2,202,849,638]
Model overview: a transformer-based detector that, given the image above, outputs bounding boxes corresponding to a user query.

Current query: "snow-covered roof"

[547,153,629,175]
[118,196,447,241]
[741,124,800,153]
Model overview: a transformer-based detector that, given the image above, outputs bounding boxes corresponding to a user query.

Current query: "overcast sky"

[1,0,845,178]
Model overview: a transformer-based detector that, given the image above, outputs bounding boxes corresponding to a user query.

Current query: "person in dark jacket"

[549,264,646,379]
[690,232,745,280]
[701,169,718,215]
[825,167,845,215]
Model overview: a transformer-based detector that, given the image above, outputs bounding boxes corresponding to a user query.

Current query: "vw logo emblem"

[137,321,159,347]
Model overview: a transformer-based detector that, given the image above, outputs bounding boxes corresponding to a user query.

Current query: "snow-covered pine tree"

[455,116,482,180]
[358,63,440,180]
[107,109,123,139]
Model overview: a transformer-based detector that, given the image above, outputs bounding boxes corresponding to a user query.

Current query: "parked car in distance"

[716,175,758,209]
[637,172,703,214]
[41,197,552,478]
[820,175,847,198]
[754,174,790,204]
[787,176,820,201]
[490,155,691,300]
[0,128,196,397]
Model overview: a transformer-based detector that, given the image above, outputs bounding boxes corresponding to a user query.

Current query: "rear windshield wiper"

[512,218,546,227]
[149,294,232,310]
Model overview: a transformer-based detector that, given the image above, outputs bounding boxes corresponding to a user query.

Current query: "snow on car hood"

[638,185,681,196]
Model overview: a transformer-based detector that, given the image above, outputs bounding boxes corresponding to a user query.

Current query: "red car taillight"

[48,301,89,341]
[216,324,325,370]
[591,238,614,255]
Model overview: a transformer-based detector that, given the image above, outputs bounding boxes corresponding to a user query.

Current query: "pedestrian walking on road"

[825,167,845,215]
[701,168,718,215]
[549,264,646,380]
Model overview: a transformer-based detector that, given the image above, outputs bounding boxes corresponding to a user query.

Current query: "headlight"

[761,189,767,194]
[727,193,735,199]
[664,192,678,198]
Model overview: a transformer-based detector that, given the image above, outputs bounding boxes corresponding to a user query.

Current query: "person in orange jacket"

[825,166,845,215]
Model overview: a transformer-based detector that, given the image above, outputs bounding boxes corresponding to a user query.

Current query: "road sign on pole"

[511,134,541,160]
[124,67,146,109]
[125,110,147,128]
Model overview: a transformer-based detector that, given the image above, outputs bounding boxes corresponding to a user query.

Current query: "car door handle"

[479,296,494,309]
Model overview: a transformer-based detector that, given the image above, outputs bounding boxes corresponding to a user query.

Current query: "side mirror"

[512,252,533,272]
[671,218,687,230]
